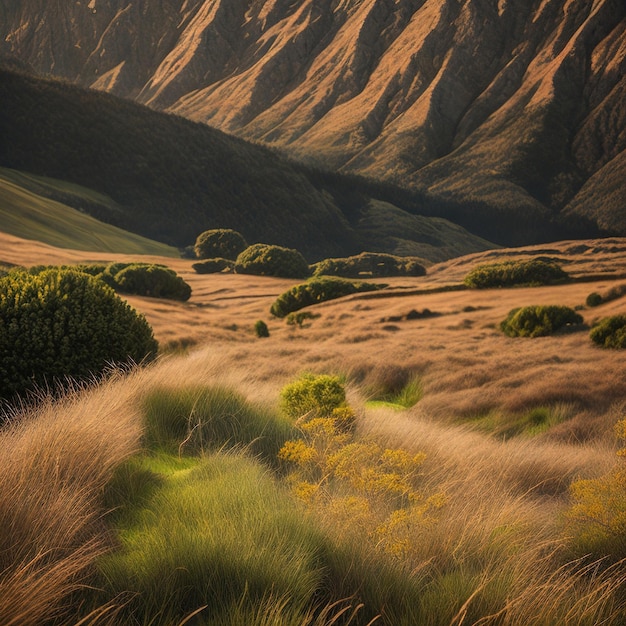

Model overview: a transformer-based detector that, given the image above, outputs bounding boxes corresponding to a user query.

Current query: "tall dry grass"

[0,373,144,625]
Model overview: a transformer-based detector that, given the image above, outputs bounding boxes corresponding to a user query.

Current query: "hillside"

[1,0,624,242]
[0,168,179,256]
[0,67,497,262]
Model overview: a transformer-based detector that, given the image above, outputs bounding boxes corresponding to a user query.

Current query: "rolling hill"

[0,0,623,243]
[0,66,497,262]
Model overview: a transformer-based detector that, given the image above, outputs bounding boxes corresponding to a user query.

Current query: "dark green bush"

[586,292,603,307]
[286,311,321,327]
[254,320,270,338]
[464,258,569,288]
[311,252,425,278]
[194,229,248,260]
[500,305,583,338]
[191,258,234,274]
[113,264,192,301]
[590,316,626,349]
[270,277,382,318]
[0,269,158,400]
[235,244,310,279]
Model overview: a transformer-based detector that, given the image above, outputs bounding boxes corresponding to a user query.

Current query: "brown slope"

[1,0,624,239]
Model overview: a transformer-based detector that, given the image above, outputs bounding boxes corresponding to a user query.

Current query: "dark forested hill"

[0,68,498,261]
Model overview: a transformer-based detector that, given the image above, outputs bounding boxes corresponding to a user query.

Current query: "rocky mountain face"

[1,0,624,239]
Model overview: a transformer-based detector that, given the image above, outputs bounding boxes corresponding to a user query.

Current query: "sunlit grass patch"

[366,377,423,410]
[468,404,573,439]
[98,452,328,625]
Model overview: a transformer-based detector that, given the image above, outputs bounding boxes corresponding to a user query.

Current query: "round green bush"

[0,269,158,400]
[464,258,569,289]
[192,258,234,274]
[114,264,192,301]
[586,292,603,307]
[270,276,382,318]
[254,320,270,338]
[590,316,626,349]
[500,305,583,338]
[194,229,248,260]
[280,373,346,419]
[235,244,310,279]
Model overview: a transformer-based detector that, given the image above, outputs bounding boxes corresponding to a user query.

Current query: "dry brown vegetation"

[2,233,626,623]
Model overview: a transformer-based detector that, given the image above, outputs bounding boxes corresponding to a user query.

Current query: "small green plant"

[0,268,157,400]
[254,320,270,338]
[586,292,603,307]
[235,244,311,279]
[191,258,234,274]
[270,276,382,318]
[311,252,425,278]
[194,228,248,260]
[464,258,569,288]
[500,305,583,337]
[590,315,626,349]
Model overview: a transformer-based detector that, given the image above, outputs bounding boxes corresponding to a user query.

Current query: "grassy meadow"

[1,233,626,625]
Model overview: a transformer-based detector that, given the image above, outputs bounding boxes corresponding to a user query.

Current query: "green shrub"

[280,373,347,420]
[464,258,569,288]
[113,264,192,301]
[311,252,426,278]
[270,276,382,318]
[235,243,310,279]
[590,315,626,349]
[254,320,270,338]
[286,311,321,327]
[586,292,603,307]
[194,229,248,260]
[0,269,158,400]
[500,305,583,338]
[191,258,234,274]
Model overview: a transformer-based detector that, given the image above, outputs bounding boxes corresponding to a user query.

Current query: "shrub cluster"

[194,229,248,260]
[25,262,192,301]
[235,244,310,279]
[191,258,234,274]
[590,315,626,349]
[500,305,583,338]
[270,276,382,318]
[311,252,425,278]
[464,258,569,288]
[113,264,192,301]
[0,268,158,400]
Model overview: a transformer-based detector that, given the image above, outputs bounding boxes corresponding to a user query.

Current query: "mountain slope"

[0,68,494,261]
[1,0,623,240]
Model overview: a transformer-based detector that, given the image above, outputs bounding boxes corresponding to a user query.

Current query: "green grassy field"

[0,168,179,256]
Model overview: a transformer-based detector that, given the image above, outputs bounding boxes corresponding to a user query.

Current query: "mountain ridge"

[1,0,623,244]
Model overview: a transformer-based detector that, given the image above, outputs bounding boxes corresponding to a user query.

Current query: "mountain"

[0,67,496,262]
[0,0,623,242]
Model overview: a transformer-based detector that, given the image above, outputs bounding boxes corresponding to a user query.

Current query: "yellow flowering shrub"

[566,419,626,560]
[278,374,445,561]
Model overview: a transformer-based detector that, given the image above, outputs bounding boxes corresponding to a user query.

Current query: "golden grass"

[2,234,626,623]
